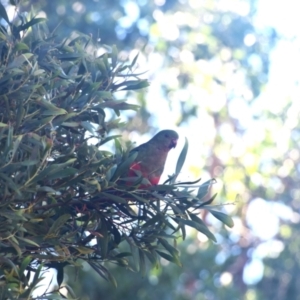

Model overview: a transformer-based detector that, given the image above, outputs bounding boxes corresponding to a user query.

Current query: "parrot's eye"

[165,134,169,138]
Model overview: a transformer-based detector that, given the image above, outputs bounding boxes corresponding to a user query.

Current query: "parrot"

[127,129,179,187]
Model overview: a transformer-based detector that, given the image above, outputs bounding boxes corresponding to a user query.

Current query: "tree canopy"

[0,2,234,299]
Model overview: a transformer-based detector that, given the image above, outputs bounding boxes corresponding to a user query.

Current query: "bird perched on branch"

[128,129,179,187]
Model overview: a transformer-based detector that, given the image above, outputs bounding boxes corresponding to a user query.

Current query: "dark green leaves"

[110,151,138,182]
[0,3,234,298]
[0,3,9,24]
[209,210,234,228]
[176,137,188,176]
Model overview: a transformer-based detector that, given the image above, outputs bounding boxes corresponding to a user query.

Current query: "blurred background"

[10,0,300,299]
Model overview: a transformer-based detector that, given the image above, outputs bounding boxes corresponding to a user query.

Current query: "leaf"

[196,193,218,209]
[131,52,139,68]
[11,135,23,160]
[0,173,21,196]
[138,249,146,276]
[35,98,67,115]
[158,238,179,258]
[89,262,117,287]
[113,79,149,91]
[176,217,216,242]
[126,236,139,272]
[98,99,140,111]
[209,210,234,228]
[7,53,33,69]
[111,44,118,68]
[30,263,43,289]
[141,213,163,228]
[14,42,30,51]
[100,192,127,204]
[17,236,40,247]
[110,151,138,182]
[81,121,96,135]
[8,237,22,256]
[0,3,10,24]
[18,17,46,31]
[35,159,77,181]
[61,121,80,128]
[47,214,71,237]
[156,250,181,267]
[189,213,207,227]
[113,252,132,258]
[97,218,108,258]
[99,135,122,146]
[175,137,188,177]
[19,256,32,278]
[0,257,18,274]
[45,167,78,180]
[197,179,216,200]
[144,249,159,268]
[37,186,58,193]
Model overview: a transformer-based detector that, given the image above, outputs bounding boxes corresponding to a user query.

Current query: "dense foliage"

[0,3,233,299]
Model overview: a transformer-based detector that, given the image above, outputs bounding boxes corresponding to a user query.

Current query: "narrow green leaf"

[197,179,216,200]
[19,256,32,278]
[196,193,218,209]
[209,210,234,228]
[47,214,71,237]
[114,252,132,258]
[111,45,118,68]
[141,214,163,228]
[106,268,117,288]
[61,121,80,127]
[7,53,33,69]
[11,135,23,160]
[0,257,18,273]
[175,137,188,177]
[0,3,10,24]
[99,135,122,146]
[100,192,127,204]
[176,217,216,242]
[110,151,138,182]
[114,79,149,91]
[19,17,46,31]
[20,160,39,166]
[144,250,159,268]
[81,121,96,135]
[31,263,43,287]
[14,42,30,51]
[156,250,181,267]
[131,52,139,68]
[17,236,40,247]
[46,167,78,180]
[158,238,179,257]
[8,237,22,256]
[35,98,67,115]
[97,219,108,258]
[138,249,146,276]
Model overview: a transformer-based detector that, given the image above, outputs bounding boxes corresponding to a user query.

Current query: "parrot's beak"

[170,138,177,149]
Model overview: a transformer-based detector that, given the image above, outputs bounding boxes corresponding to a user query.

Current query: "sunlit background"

[9,0,300,299]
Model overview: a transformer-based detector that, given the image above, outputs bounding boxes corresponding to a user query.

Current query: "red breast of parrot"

[128,130,179,187]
